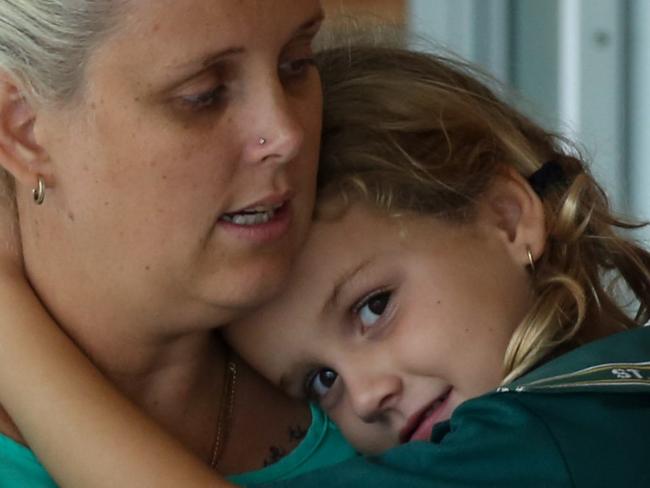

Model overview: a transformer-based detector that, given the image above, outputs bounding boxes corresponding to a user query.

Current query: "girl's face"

[24,0,323,328]
[228,197,536,454]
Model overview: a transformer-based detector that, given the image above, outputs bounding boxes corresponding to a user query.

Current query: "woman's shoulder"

[229,403,357,485]
[224,358,357,485]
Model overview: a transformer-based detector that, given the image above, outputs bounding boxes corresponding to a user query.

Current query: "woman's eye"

[356,290,391,329]
[279,57,315,79]
[179,85,226,110]
[307,368,338,400]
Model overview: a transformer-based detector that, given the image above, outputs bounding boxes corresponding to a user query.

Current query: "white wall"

[408,0,509,81]
[629,0,650,244]
[408,0,638,221]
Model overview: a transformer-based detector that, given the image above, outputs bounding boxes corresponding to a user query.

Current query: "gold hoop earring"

[526,246,536,273]
[32,175,45,205]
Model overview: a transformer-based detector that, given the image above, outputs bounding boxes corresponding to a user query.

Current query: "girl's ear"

[0,75,50,188]
[480,166,546,266]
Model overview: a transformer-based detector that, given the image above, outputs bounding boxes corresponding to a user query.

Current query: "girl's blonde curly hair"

[315,42,650,383]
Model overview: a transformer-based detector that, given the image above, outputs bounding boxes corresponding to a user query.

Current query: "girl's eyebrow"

[297,9,325,34]
[323,257,377,316]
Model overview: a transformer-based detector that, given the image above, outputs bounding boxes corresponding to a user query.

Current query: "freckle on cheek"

[67,212,75,222]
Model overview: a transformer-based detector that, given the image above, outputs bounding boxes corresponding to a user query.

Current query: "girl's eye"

[279,57,315,79]
[356,290,391,329]
[179,85,226,111]
[306,368,338,400]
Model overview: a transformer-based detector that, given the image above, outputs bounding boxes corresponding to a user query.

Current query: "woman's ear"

[480,166,546,266]
[0,75,50,188]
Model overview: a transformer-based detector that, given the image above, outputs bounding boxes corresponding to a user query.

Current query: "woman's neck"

[21,259,234,463]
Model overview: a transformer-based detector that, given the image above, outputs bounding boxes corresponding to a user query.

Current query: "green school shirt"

[259,326,650,488]
[0,404,356,487]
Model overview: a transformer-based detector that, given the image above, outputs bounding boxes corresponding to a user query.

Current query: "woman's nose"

[347,371,402,423]
[243,82,304,167]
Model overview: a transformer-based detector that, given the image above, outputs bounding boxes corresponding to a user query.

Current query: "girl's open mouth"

[400,387,453,444]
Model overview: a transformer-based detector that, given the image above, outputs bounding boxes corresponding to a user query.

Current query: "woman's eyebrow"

[160,9,323,90]
[166,47,243,83]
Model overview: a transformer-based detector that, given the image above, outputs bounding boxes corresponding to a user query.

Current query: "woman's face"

[227,199,534,454]
[28,0,324,325]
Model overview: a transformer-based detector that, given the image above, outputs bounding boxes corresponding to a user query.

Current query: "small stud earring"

[32,175,45,205]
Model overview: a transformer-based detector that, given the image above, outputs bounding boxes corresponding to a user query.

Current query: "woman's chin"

[197,254,296,316]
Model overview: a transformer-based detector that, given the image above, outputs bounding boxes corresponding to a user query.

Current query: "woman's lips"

[217,199,293,244]
[399,387,453,444]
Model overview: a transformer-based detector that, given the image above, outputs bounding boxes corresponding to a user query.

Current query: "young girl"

[1,43,649,487]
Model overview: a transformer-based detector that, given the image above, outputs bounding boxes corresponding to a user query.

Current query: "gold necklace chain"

[209,351,238,469]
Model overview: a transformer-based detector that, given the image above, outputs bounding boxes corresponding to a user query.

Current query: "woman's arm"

[0,203,233,487]
[0,271,234,488]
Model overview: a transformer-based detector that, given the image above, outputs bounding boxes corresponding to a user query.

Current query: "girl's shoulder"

[454,325,650,486]
[498,324,650,394]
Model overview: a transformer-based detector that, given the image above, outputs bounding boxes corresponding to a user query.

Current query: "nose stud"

[259,137,266,145]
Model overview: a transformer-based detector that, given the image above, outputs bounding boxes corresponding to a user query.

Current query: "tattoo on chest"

[263,424,308,467]
[289,425,308,441]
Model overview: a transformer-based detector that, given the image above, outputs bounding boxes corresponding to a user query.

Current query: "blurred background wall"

[323,0,650,244]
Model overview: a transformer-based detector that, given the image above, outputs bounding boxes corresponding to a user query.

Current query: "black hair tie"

[528,161,565,198]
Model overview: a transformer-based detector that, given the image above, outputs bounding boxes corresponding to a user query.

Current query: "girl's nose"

[347,371,403,423]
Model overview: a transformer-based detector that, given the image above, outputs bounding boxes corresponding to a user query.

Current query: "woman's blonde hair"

[0,0,126,104]
[0,1,127,198]
[315,42,650,383]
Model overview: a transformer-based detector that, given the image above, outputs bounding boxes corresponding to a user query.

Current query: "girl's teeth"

[423,401,442,418]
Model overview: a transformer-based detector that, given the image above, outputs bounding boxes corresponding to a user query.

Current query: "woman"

[0,0,355,485]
